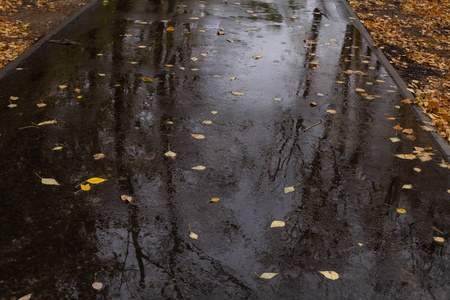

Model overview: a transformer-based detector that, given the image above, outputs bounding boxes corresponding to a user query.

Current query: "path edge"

[339,0,450,162]
[0,0,101,79]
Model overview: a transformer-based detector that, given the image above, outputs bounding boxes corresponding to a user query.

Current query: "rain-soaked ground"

[1,0,449,299]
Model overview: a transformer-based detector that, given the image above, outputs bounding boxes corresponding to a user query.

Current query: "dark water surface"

[0,0,449,299]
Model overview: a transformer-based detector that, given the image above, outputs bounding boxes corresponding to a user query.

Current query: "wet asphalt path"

[0,0,449,299]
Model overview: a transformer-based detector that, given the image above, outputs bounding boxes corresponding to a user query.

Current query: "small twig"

[284,214,296,222]
[304,120,321,132]
[215,148,224,152]
[19,125,39,130]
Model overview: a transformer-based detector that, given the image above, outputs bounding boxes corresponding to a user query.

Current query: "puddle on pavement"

[0,0,449,299]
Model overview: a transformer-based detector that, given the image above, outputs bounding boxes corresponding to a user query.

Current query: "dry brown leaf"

[402,128,414,134]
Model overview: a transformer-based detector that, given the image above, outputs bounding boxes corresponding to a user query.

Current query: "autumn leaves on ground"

[349,0,450,142]
[0,0,449,142]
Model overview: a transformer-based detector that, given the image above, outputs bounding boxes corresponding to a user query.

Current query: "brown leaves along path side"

[348,0,450,142]
[0,0,88,69]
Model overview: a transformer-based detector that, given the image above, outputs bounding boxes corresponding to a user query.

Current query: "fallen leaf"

[191,134,205,139]
[74,88,81,93]
[7,103,17,108]
[393,124,403,131]
[405,135,416,141]
[255,272,278,279]
[226,39,235,43]
[188,224,198,239]
[37,120,57,126]
[317,93,324,96]
[201,53,207,57]
[270,221,285,228]
[211,111,218,114]
[395,154,416,160]
[310,101,317,106]
[93,153,105,160]
[59,85,67,89]
[217,31,225,35]
[284,186,295,194]
[397,208,407,213]
[98,73,106,77]
[37,103,47,108]
[18,294,32,300]
[326,109,337,114]
[357,243,364,246]
[402,184,412,189]
[167,26,175,32]
[355,88,365,92]
[192,165,206,170]
[206,197,220,203]
[165,150,177,158]
[434,236,445,243]
[252,55,263,59]
[273,98,282,101]
[191,57,198,61]
[52,146,63,151]
[42,178,60,186]
[81,184,90,191]
[231,91,244,96]
[230,76,236,80]
[202,120,212,124]
[319,271,340,280]
[402,128,414,134]
[189,17,199,20]
[414,167,421,172]
[421,126,433,132]
[390,137,401,143]
[121,195,132,202]
[141,78,153,83]
[86,177,107,184]
[92,282,103,290]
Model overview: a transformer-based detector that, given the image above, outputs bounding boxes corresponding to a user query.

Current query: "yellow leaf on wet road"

[284,186,295,194]
[397,208,407,214]
[270,221,286,228]
[192,165,206,170]
[191,134,205,139]
[255,272,278,279]
[86,177,107,184]
[81,183,90,191]
[319,271,340,280]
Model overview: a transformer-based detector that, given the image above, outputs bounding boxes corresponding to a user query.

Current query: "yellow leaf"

[230,76,236,80]
[52,146,63,151]
[59,85,67,89]
[397,208,407,214]
[10,96,19,100]
[395,154,416,160]
[37,120,57,126]
[93,153,105,160]
[37,103,47,108]
[206,197,220,203]
[7,104,17,108]
[226,39,235,43]
[202,120,212,124]
[121,195,132,202]
[92,282,103,290]
[81,183,90,191]
[317,93,324,96]
[319,271,340,280]
[192,165,206,170]
[402,184,412,189]
[167,26,175,32]
[211,111,218,114]
[231,91,244,96]
[357,243,364,246]
[252,55,263,59]
[141,77,153,83]
[387,117,395,120]
[42,178,60,185]
[270,220,286,228]
[390,137,400,143]
[434,236,445,242]
[191,134,205,139]
[165,150,177,158]
[18,294,32,300]
[257,272,278,279]
[86,177,107,184]
[98,73,106,77]
[414,167,421,172]
[326,109,337,114]
[284,186,295,194]
[188,224,198,239]
[355,88,365,92]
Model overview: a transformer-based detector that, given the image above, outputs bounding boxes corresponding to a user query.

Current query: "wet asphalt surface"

[1,0,449,299]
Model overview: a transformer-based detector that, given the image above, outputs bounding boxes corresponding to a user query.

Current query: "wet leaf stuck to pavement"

[319,271,340,280]
[255,272,278,279]
[191,134,205,139]
[121,195,132,203]
[92,282,103,290]
[188,224,198,240]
